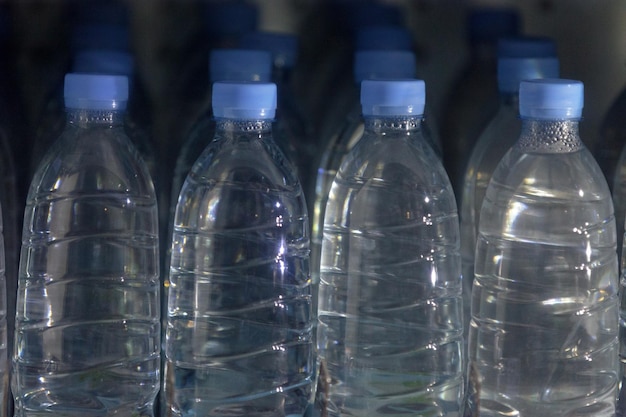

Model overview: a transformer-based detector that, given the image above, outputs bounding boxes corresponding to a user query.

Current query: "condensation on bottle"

[164,81,313,417]
[468,79,619,417]
[13,73,160,417]
[317,79,463,417]
[460,43,559,338]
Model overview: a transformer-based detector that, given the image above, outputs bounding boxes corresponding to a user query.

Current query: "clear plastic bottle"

[311,50,421,363]
[239,31,316,208]
[170,48,272,222]
[602,88,626,265]
[164,81,313,417]
[460,54,559,336]
[12,73,160,417]
[317,79,463,417]
[467,79,619,417]
[597,74,626,194]
[0,203,7,417]
[439,7,520,202]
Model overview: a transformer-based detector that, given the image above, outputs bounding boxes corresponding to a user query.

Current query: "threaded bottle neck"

[363,115,423,135]
[516,119,583,153]
[66,108,126,126]
[215,119,273,136]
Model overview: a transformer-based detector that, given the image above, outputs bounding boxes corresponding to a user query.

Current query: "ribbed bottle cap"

[355,25,413,51]
[468,8,520,42]
[354,50,416,82]
[239,31,298,69]
[497,36,557,58]
[497,57,560,93]
[212,82,276,119]
[205,1,258,36]
[72,49,134,76]
[210,49,272,82]
[519,78,583,119]
[64,73,128,110]
[361,79,425,116]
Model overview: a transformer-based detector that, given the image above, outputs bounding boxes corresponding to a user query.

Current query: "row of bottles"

[0,70,623,417]
[1,2,626,417]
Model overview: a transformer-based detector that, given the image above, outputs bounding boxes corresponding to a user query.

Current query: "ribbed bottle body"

[165,120,313,417]
[318,117,463,417]
[460,99,519,333]
[468,120,619,417]
[13,110,160,417]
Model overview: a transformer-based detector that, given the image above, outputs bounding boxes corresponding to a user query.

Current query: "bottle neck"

[363,115,423,136]
[66,107,126,126]
[516,118,583,153]
[215,118,273,139]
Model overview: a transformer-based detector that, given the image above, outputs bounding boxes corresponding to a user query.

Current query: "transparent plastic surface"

[460,95,520,335]
[317,116,463,417]
[13,109,160,417]
[468,120,619,417]
[165,119,313,417]
[312,103,441,323]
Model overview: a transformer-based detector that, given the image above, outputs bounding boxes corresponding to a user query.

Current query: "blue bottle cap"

[497,57,560,93]
[354,50,416,82]
[519,79,583,120]
[355,25,413,51]
[64,73,128,110]
[361,79,426,117]
[212,81,277,119]
[468,8,520,43]
[497,36,557,58]
[238,31,299,69]
[210,49,272,82]
[72,49,134,76]
[205,1,258,37]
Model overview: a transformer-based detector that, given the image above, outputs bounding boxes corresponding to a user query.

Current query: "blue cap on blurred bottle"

[354,50,416,83]
[498,57,559,93]
[210,49,272,82]
[355,25,413,51]
[239,31,299,69]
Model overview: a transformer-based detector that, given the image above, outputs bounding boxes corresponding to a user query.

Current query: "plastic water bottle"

[239,31,316,207]
[164,81,313,417]
[0,101,18,417]
[0,203,7,417]
[13,73,160,416]
[460,52,559,336]
[311,50,422,363]
[600,84,626,264]
[170,48,272,217]
[317,79,463,417]
[439,7,520,201]
[597,74,626,193]
[467,79,619,417]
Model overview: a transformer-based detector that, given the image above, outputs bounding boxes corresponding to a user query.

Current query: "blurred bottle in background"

[165,81,312,417]
[459,36,559,337]
[13,73,160,417]
[439,7,520,202]
[311,50,423,360]
[239,31,317,208]
[467,79,619,417]
[317,78,463,417]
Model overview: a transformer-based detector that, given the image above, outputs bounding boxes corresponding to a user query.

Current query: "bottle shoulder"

[29,125,156,200]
